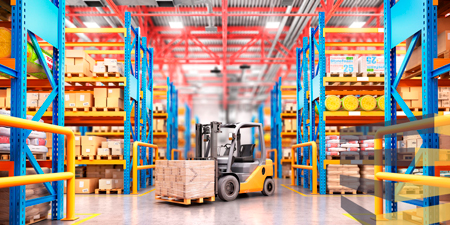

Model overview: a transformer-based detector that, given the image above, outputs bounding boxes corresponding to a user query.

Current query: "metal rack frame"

[382,0,450,222]
[184,103,191,160]
[0,0,67,223]
[270,77,282,178]
[166,78,178,160]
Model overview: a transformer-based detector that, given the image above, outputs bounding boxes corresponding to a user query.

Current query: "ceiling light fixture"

[266,21,281,29]
[169,21,184,29]
[83,22,100,28]
[349,21,366,28]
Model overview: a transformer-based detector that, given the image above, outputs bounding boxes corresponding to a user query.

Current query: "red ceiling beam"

[103,0,124,24]
[324,0,345,25]
[66,12,382,17]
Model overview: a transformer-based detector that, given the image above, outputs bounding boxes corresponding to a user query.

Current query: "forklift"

[194,121,275,201]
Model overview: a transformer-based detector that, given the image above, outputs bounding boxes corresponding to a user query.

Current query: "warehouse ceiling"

[62,0,386,108]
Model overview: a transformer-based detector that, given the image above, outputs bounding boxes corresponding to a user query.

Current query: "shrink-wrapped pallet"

[155,160,215,199]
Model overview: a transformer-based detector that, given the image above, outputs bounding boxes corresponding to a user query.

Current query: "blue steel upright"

[10,0,66,223]
[184,103,191,159]
[270,78,282,178]
[384,0,439,223]
[147,48,155,185]
[139,36,148,190]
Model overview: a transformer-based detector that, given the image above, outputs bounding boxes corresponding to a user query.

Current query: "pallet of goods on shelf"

[323,95,385,112]
[325,134,377,160]
[404,27,450,79]
[326,164,360,194]
[358,165,374,194]
[0,168,52,224]
[93,58,124,78]
[155,160,215,205]
[283,119,297,133]
[65,50,96,77]
[64,165,124,194]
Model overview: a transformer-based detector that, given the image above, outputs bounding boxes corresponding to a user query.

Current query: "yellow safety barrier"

[132,142,159,195]
[0,115,77,221]
[171,149,183,160]
[291,142,318,195]
[374,115,450,221]
[266,149,277,178]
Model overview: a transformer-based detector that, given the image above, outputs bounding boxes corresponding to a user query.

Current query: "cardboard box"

[329,56,358,73]
[406,30,450,71]
[105,169,121,178]
[114,179,124,189]
[107,140,124,149]
[111,148,124,156]
[94,88,107,98]
[76,93,93,108]
[27,93,39,100]
[66,64,92,77]
[65,58,75,66]
[108,88,124,99]
[93,65,106,73]
[107,97,124,109]
[97,61,104,66]
[97,148,110,156]
[39,93,50,100]
[82,145,97,156]
[75,136,81,146]
[81,136,106,147]
[65,93,76,108]
[66,50,95,69]
[75,146,81,156]
[358,56,384,73]
[101,141,109,148]
[75,178,99,194]
[95,97,107,108]
[27,99,38,108]
[112,171,123,179]
[0,89,6,98]
[99,179,115,189]
[37,99,52,108]
[0,97,5,108]
[104,58,117,66]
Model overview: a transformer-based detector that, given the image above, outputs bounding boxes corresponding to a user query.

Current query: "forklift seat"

[235,144,255,162]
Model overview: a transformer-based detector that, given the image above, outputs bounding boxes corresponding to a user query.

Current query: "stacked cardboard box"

[107,88,124,110]
[24,92,50,109]
[326,164,360,193]
[74,178,99,193]
[438,87,450,108]
[153,119,166,132]
[398,87,423,109]
[75,166,86,178]
[153,103,165,113]
[284,103,297,113]
[98,139,125,156]
[99,168,124,189]
[64,92,94,109]
[65,50,96,76]
[283,119,297,132]
[80,136,106,156]
[358,56,384,73]
[0,88,8,108]
[405,30,450,73]
[155,160,215,199]
[328,56,358,73]
[93,58,124,75]
[85,165,115,178]
[0,168,51,224]
[358,165,374,193]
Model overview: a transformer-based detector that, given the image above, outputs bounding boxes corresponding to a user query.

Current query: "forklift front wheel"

[218,175,239,201]
[261,178,275,196]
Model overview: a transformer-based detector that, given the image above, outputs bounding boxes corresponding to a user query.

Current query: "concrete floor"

[41,179,418,225]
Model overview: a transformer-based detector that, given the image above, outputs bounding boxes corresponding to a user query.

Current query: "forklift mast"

[194,121,221,159]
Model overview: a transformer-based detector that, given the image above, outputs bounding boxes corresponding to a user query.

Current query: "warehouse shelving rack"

[0,0,67,223]
[183,103,191,160]
[270,79,282,178]
[381,0,450,223]
[166,78,179,160]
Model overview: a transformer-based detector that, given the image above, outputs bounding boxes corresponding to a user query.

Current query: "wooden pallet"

[155,195,215,205]
[326,155,340,160]
[65,107,92,112]
[92,107,123,112]
[26,215,48,225]
[398,152,414,161]
[65,72,91,78]
[325,127,338,133]
[27,107,39,112]
[399,186,423,195]
[1,153,46,160]
[328,189,358,195]
[340,153,361,160]
[95,155,124,160]
[402,211,423,225]
[95,188,123,194]
[76,155,95,160]
[361,154,374,160]
[93,72,123,78]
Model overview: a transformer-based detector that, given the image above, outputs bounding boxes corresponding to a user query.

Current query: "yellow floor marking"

[281,184,372,197]
[138,188,155,197]
[66,213,101,225]
[343,213,371,225]
[281,184,307,196]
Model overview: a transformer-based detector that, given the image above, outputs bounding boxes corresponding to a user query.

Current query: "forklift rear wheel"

[218,175,239,201]
[261,178,275,196]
